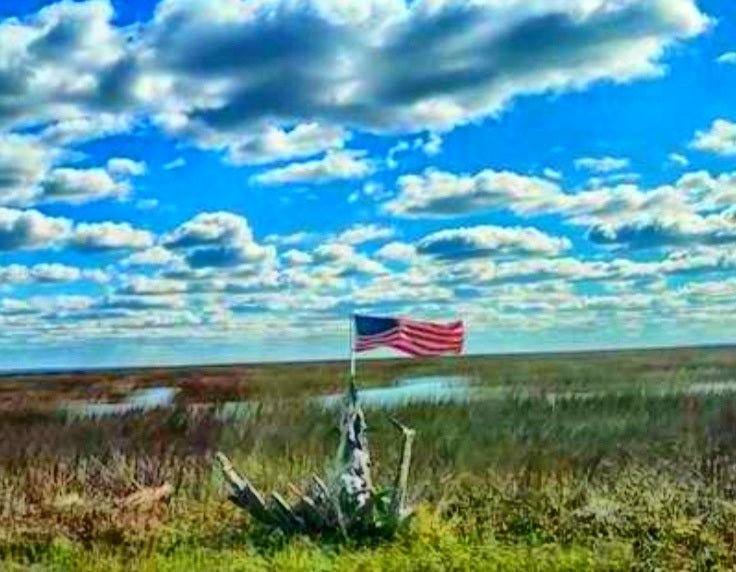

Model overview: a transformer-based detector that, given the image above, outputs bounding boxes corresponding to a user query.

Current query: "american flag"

[353,314,464,357]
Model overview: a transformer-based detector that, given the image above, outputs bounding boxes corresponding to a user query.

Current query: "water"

[318,376,475,409]
[61,386,178,418]
[56,378,736,419]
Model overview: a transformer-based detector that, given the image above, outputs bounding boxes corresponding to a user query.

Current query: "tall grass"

[3,348,736,569]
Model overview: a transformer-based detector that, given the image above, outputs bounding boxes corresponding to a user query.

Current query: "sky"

[0,0,735,370]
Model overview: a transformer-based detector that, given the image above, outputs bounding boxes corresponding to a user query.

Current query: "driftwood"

[216,380,415,538]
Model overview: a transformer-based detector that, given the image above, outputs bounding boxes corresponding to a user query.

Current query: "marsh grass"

[4,348,736,569]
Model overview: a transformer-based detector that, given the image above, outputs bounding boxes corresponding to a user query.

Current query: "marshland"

[3,347,736,570]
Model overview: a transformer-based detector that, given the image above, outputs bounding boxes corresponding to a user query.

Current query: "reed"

[3,347,736,569]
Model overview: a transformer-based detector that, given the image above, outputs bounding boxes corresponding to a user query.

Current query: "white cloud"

[38,114,133,146]
[575,156,631,173]
[0,0,130,131]
[336,224,394,245]
[386,169,562,218]
[145,0,708,138]
[311,241,387,277]
[420,133,443,156]
[40,167,127,203]
[0,135,55,204]
[375,241,417,263]
[717,52,736,65]
[0,136,144,206]
[107,157,146,177]
[416,225,571,260]
[691,119,736,156]
[71,222,154,251]
[0,263,108,285]
[123,246,178,267]
[0,207,71,250]
[227,123,349,165]
[282,249,313,266]
[668,153,689,167]
[252,150,373,186]
[543,168,563,181]
[118,276,188,296]
[386,166,736,250]
[163,211,274,268]
[163,157,186,170]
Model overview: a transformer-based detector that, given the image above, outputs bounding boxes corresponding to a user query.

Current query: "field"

[4,347,736,570]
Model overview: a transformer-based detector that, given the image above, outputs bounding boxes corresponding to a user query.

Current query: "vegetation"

[3,347,736,570]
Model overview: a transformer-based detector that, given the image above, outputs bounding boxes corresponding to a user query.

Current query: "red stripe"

[400,324,464,345]
[355,326,400,343]
[389,338,460,357]
[400,319,463,335]
[355,332,402,352]
[360,332,462,356]
[399,329,460,351]
[395,335,462,354]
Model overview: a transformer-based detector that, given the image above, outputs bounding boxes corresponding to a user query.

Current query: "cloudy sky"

[0,0,735,370]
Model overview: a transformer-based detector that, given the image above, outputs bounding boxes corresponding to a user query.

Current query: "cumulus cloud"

[0,207,71,250]
[0,0,711,197]
[282,249,313,266]
[336,223,394,245]
[310,241,387,277]
[252,150,373,186]
[122,246,178,267]
[587,213,736,250]
[70,221,154,251]
[39,167,127,203]
[387,167,736,250]
[163,211,274,268]
[717,52,736,65]
[226,123,348,165]
[107,157,146,177]
[385,169,562,218]
[117,276,188,296]
[416,225,571,260]
[0,136,55,204]
[575,156,631,173]
[0,135,144,205]
[375,241,417,263]
[0,0,131,131]
[0,262,108,285]
[37,114,134,146]
[691,119,736,156]
[143,0,708,139]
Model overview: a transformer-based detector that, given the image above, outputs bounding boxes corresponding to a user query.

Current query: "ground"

[2,347,736,570]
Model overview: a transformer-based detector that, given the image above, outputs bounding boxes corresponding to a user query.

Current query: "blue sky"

[0,0,735,370]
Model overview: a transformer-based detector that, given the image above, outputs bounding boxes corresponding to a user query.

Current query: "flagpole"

[349,313,356,380]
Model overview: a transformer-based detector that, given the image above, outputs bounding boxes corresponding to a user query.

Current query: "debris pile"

[216,381,415,539]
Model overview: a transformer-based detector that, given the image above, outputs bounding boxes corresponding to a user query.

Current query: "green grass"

[3,347,736,570]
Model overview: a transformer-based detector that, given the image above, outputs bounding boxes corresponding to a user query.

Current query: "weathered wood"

[310,474,330,502]
[215,452,272,524]
[297,495,328,529]
[388,415,416,518]
[308,474,340,528]
[287,483,327,529]
[270,491,304,532]
[215,384,417,538]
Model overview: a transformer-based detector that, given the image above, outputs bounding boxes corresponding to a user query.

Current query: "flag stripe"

[353,315,464,357]
[401,325,464,345]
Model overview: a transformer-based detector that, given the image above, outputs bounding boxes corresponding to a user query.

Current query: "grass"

[3,347,736,570]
